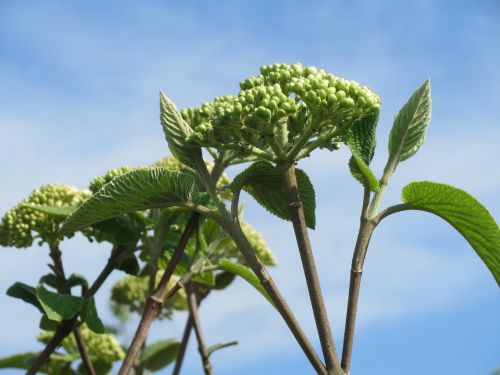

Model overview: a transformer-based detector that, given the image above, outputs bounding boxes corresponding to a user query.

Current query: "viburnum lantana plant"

[1,63,498,375]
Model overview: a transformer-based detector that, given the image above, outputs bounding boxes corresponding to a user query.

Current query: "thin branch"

[27,245,125,375]
[171,314,194,375]
[221,220,327,375]
[282,163,342,375]
[194,159,326,374]
[187,283,213,375]
[48,244,96,375]
[341,187,376,373]
[73,327,96,375]
[118,213,200,375]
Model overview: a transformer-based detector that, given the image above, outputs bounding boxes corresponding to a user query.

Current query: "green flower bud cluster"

[89,166,135,193]
[110,274,187,319]
[0,184,96,248]
[227,221,276,266]
[38,325,125,364]
[182,63,380,162]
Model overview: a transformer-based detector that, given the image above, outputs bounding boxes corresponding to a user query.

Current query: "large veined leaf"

[230,161,316,229]
[160,91,202,168]
[36,285,84,322]
[138,339,181,371]
[61,168,206,234]
[346,111,380,192]
[388,79,431,162]
[218,258,273,305]
[401,181,500,286]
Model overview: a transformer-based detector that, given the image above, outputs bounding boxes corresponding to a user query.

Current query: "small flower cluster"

[182,63,380,162]
[38,325,125,364]
[89,166,135,193]
[0,184,95,248]
[110,274,187,319]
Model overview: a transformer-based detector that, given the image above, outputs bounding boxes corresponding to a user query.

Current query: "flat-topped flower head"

[182,63,380,163]
[0,184,96,248]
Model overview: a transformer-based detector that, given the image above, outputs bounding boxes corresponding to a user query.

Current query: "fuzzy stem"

[222,220,327,374]
[194,158,326,374]
[118,213,199,375]
[282,164,342,375]
[171,315,194,375]
[27,246,124,375]
[187,283,213,375]
[341,188,375,373]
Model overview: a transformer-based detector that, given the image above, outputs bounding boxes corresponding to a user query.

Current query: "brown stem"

[341,188,375,373]
[48,244,96,375]
[282,164,342,375]
[222,220,327,375]
[27,246,124,375]
[171,315,194,375]
[73,327,96,375]
[118,213,200,375]
[186,283,213,375]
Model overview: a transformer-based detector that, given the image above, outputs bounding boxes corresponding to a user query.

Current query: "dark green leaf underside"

[230,161,316,229]
[138,339,180,371]
[36,285,84,322]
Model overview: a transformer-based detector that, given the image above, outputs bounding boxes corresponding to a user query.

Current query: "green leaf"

[7,282,44,313]
[0,352,75,374]
[61,168,206,234]
[401,181,500,286]
[388,79,432,162]
[81,297,105,334]
[21,204,77,218]
[36,285,84,322]
[0,352,40,370]
[214,271,236,290]
[39,274,65,292]
[346,111,380,191]
[138,339,180,371]
[117,254,141,275]
[91,216,141,245]
[39,315,59,331]
[206,340,238,357]
[218,258,274,306]
[348,156,380,192]
[66,273,89,295]
[160,91,202,168]
[230,161,316,229]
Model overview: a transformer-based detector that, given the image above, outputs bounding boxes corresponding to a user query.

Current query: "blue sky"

[0,1,499,374]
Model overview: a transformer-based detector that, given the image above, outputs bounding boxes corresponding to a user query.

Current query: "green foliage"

[346,111,380,191]
[36,285,84,322]
[7,282,44,313]
[388,79,431,163]
[0,352,76,374]
[0,184,97,248]
[218,258,273,305]
[160,91,203,168]
[138,339,181,371]
[401,181,500,285]
[81,297,105,334]
[231,161,316,229]
[89,166,136,193]
[62,167,207,234]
